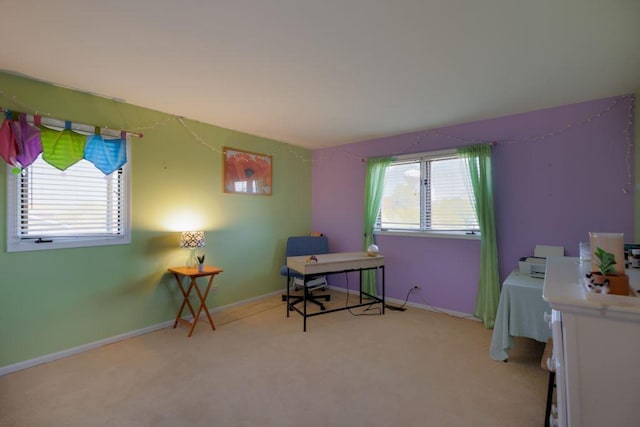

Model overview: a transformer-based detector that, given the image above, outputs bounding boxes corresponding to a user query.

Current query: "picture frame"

[223,147,272,195]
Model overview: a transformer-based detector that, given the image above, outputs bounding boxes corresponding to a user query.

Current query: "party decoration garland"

[0,109,127,175]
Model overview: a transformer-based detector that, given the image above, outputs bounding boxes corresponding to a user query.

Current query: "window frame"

[375,149,480,240]
[6,135,132,253]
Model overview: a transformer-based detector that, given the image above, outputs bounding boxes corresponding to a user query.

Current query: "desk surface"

[168,266,224,277]
[287,251,384,276]
[490,269,551,361]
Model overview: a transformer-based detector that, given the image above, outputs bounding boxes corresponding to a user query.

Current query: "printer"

[518,245,564,279]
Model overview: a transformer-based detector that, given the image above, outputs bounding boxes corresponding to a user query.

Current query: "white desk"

[286,251,385,331]
[490,270,551,361]
[543,257,640,427]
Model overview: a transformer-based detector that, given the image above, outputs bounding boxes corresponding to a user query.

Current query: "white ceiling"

[1,1,639,149]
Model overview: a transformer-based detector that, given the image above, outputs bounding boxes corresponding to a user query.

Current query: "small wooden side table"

[168,266,223,337]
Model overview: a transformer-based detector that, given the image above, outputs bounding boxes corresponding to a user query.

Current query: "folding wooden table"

[168,266,223,337]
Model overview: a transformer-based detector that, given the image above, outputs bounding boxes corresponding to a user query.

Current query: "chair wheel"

[320,306,326,311]
[326,295,331,301]
[281,295,287,302]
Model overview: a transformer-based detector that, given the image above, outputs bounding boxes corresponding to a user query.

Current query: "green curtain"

[457,144,500,328]
[362,156,392,296]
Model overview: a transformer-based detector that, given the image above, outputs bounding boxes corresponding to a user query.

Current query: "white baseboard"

[391,298,480,320]
[0,290,284,377]
[0,288,475,376]
[0,321,173,377]
[327,285,478,321]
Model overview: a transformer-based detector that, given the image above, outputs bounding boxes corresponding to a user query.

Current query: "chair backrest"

[285,236,329,258]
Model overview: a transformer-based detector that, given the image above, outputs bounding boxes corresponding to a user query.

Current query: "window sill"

[7,235,131,252]
[374,230,481,240]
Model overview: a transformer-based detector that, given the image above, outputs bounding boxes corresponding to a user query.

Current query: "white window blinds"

[17,157,125,238]
[380,161,421,230]
[378,152,479,232]
[428,156,478,230]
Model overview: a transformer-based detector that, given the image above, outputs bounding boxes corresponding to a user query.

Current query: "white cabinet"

[543,257,640,427]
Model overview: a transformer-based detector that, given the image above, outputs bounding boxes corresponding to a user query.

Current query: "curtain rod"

[1,108,143,138]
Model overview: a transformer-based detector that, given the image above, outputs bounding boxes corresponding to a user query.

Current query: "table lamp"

[180,231,205,269]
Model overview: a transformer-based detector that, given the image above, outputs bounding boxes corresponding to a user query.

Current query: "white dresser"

[542,257,640,427]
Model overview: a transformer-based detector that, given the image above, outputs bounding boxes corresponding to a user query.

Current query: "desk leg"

[172,273,197,329]
[286,269,291,317]
[359,270,363,304]
[303,275,307,332]
[381,265,385,315]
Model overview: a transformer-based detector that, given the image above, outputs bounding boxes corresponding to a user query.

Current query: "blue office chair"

[280,235,331,310]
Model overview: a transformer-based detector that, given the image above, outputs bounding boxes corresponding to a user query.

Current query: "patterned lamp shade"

[179,231,206,248]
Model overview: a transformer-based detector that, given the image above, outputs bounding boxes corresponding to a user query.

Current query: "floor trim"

[1,288,474,376]
[0,290,283,377]
[327,285,478,320]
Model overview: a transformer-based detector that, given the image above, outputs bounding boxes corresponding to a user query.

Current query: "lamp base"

[186,248,197,269]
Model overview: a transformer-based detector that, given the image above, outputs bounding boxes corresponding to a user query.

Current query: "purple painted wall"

[312,95,635,315]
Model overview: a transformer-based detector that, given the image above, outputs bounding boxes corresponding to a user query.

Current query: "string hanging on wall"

[176,116,313,164]
[395,95,632,152]
[1,88,634,182]
[623,96,634,194]
[1,82,313,164]
[310,94,635,166]
[176,116,223,155]
[0,91,143,138]
[129,114,177,133]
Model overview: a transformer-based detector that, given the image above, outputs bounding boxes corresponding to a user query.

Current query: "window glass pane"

[19,157,123,237]
[376,153,479,234]
[380,162,420,230]
[429,157,478,230]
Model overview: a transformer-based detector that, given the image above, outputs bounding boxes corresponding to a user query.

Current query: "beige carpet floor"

[0,291,547,427]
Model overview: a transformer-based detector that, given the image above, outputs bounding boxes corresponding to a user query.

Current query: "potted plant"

[197,255,205,272]
[586,247,629,295]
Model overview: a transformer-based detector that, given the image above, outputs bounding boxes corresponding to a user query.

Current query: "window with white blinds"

[376,151,479,234]
[7,151,130,252]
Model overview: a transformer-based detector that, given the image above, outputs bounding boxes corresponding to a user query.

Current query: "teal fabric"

[84,135,127,175]
[362,156,392,296]
[457,144,500,328]
[489,270,551,360]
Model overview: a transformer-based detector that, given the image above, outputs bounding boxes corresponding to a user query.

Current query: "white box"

[534,245,564,258]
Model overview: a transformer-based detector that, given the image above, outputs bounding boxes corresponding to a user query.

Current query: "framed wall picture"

[223,147,272,195]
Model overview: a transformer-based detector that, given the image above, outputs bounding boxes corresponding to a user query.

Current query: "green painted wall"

[0,72,312,367]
